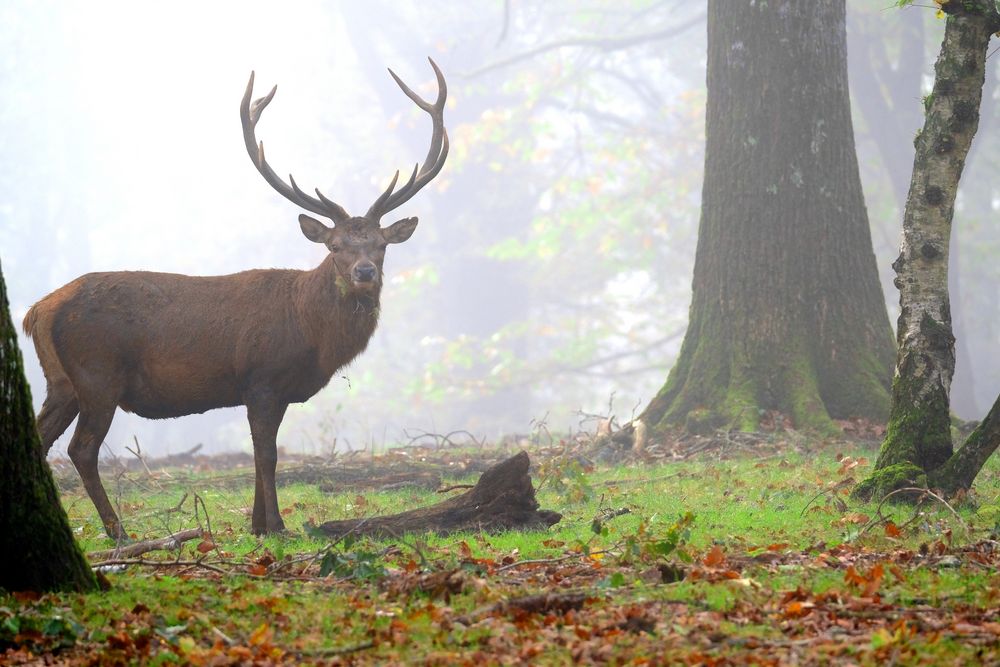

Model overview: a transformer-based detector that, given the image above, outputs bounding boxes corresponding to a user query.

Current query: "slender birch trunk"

[856,1,1000,499]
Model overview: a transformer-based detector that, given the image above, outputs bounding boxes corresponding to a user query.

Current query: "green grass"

[5,443,1000,664]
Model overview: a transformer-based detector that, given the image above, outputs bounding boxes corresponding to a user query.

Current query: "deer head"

[240,58,448,294]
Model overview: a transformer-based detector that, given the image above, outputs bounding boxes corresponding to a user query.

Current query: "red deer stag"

[23,59,448,537]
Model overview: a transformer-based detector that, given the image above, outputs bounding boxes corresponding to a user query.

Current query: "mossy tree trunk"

[638,0,894,437]
[0,258,96,593]
[856,1,1000,500]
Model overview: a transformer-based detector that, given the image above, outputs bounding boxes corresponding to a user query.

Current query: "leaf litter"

[6,435,1000,664]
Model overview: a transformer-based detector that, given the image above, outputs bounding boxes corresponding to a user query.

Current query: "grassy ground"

[3,439,1000,665]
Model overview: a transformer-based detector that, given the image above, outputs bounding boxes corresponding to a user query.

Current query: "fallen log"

[87,528,203,561]
[315,451,561,538]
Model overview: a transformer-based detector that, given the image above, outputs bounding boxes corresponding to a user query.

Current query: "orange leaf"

[248,564,267,576]
[783,601,814,618]
[844,565,866,587]
[865,563,885,596]
[767,543,789,552]
[196,540,215,553]
[884,522,902,538]
[703,545,725,567]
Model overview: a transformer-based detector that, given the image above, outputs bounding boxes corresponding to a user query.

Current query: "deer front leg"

[245,394,288,535]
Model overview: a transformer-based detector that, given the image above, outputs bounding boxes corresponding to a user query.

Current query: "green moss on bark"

[852,462,927,501]
[0,260,97,593]
[873,367,953,473]
[782,351,839,436]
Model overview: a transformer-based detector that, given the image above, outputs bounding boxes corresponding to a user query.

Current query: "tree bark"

[638,0,894,437]
[0,258,96,593]
[855,1,1000,500]
[315,451,561,538]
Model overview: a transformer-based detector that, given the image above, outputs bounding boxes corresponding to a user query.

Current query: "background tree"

[0,257,95,593]
[635,0,895,437]
[856,1,1000,499]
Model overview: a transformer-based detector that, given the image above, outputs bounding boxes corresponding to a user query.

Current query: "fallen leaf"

[703,545,725,567]
[249,623,272,647]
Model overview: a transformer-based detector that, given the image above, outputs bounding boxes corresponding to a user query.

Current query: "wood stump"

[315,451,561,538]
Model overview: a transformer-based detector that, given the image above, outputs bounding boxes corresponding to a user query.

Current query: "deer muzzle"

[352,263,378,284]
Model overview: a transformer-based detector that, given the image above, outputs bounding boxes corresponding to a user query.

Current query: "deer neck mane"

[295,254,381,357]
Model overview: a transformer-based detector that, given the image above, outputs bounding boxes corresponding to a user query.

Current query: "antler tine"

[280,173,346,221]
[241,72,350,223]
[367,169,404,219]
[314,188,349,218]
[366,58,449,220]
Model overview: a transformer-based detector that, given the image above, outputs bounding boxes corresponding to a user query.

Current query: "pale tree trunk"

[0,258,96,593]
[637,0,894,438]
[855,1,1000,500]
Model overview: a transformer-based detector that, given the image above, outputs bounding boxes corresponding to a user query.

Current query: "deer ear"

[299,214,333,243]
[383,217,418,244]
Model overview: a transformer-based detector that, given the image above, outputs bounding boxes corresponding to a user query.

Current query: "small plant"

[0,600,83,652]
[536,455,596,505]
[318,535,387,581]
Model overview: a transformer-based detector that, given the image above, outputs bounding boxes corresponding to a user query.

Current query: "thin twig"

[88,558,229,575]
[211,626,235,646]
[800,478,854,517]
[877,486,969,531]
[464,15,705,78]
[495,548,615,573]
[295,641,376,657]
[436,483,475,494]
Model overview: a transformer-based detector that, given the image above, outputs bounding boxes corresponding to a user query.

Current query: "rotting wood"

[315,451,561,539]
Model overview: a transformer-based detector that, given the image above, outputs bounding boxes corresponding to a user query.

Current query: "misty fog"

[2,1,997,459]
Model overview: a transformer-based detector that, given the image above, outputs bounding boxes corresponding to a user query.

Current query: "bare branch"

[465,14,705,79]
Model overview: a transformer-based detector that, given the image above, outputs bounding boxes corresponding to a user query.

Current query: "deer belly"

[120,362,242,418]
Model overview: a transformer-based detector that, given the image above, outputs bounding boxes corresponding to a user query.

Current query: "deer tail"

[22,304,39,338]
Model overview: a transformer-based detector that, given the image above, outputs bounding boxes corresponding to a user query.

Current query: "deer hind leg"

[67,401,122,539]
[246,395,288,535]
[36,379,79,454]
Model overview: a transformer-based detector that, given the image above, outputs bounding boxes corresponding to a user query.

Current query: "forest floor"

[3,428,1000,665]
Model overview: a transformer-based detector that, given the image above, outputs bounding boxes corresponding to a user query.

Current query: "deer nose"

[353,264,378,283]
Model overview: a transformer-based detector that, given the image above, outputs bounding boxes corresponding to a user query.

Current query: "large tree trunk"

[855,1,1000,500]
[0,258,96,593]
[638,0,894,437]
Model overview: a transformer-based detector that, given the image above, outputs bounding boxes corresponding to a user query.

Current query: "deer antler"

[240,72,350,223]
[241,59,448,225]
[366,57,449,220]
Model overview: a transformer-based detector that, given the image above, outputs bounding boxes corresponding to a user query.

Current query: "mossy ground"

[4,440,1000,664]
